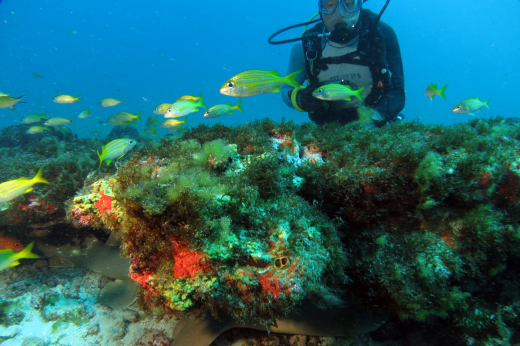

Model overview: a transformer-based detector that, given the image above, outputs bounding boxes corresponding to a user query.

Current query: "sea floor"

[0,261,402,346]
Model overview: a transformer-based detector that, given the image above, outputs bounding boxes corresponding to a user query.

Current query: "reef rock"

[0,124,73,148]
[60,117,520,343]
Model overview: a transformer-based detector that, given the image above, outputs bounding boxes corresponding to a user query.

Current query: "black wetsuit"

[281,9,405,126]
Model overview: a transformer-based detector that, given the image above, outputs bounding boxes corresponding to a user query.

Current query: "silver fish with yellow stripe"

[204,99,244,118]
[97,138,137,168]
[22,112,48,124]
[53,94,81,104]
[44,117,74,126]
[153,103,172,115]
[312,84,366,102]
[165,96,206,118]
[0,167,49,203]
[452,97,491,116]
[220,69,302,97]
[0,241,39,271]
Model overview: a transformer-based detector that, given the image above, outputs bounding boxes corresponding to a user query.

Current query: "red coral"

[95,190,115,217]
[256,271,281,299]
[171,240,214,278]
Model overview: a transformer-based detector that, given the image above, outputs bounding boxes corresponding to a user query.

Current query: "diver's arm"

[281,43,307,108]
[374,23,405,122]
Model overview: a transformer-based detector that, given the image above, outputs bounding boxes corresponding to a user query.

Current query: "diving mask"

[318,0,362,15]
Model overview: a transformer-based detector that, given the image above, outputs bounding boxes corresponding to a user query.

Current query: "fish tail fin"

[16,241,39,260]
[284,69,303,88]
[234,98,244,113]
[197,92,203,101]
[198,94,207,109]
[136,112,142,121]
[485,98,491,109]
[69,118,75,126]
[354,86,366,101]
[439,83,448,101]
[32,167,49,184]
[16,94,26,100]
[76,94,82,102]
[43,126,50,131]
[42,111,48,119]
[105,159,112,166]
[120,98,124,104]
[97,150,103,169]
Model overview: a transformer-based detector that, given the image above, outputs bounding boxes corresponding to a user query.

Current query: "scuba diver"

[275,0,404,127]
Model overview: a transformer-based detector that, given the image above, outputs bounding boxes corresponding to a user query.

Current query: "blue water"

[1,0,519,138]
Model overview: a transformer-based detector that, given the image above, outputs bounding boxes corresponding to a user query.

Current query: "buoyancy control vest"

[302,9,391,107]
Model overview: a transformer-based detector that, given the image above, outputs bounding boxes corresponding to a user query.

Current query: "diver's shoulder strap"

[302,22,325,85]
[357,9,391,106]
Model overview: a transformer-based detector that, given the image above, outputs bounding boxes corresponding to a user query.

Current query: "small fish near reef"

[0,167,49,203]
[453,97,491,116]
[153,103,172,115]
[26,126,50,134]
[220,69,302,97]
[204,99,244,118]
[21,112,48,124]
[0,232,24,252]
[160,118,188,129]
[425,83,448,101]
[77,109,92,119]
[177,94,202,102]
[44,117,74,126]
[0,95,26,110]
[145,115,159,126]
[97,138,137,168]
[113,111,142,122]
[165,96,206,118]
[0,241,39,271]
[98,98,123,107]
[53,94,81,104]
[32,72,44,78]
[312,84,366,102]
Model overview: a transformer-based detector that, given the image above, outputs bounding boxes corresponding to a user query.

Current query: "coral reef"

[67,117,520,344]
[3,117,520,344]
[68,136,347,325]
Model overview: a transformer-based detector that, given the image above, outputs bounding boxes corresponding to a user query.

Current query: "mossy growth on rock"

[67,117,520,342]
[69,133,347,325]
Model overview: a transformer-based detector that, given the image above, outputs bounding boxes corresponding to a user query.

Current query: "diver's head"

[319,0,362,44]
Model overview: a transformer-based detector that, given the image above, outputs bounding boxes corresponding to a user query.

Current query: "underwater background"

[3,1,520,346]
[1,0,520,136]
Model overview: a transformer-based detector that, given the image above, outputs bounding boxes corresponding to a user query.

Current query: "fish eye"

[318,89,323,93]
[227,82,235,88]
[14,242,21,247]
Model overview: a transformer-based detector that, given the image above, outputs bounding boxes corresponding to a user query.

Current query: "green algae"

[59,117,520,342]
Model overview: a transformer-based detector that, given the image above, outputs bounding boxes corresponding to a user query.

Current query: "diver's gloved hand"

[292,86,323,113]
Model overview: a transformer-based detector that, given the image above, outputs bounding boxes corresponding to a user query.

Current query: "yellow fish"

[0,241,39,272]
[177,93,202,102]
[220,69,301,97]
[98,98,124,107]
[153,103,172,115]
[0,95,26,110]
[0,168,49,203]
[425,83,448,101]
[53,94,81,103]
[26,126,50,134]
[44,117,74,126]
